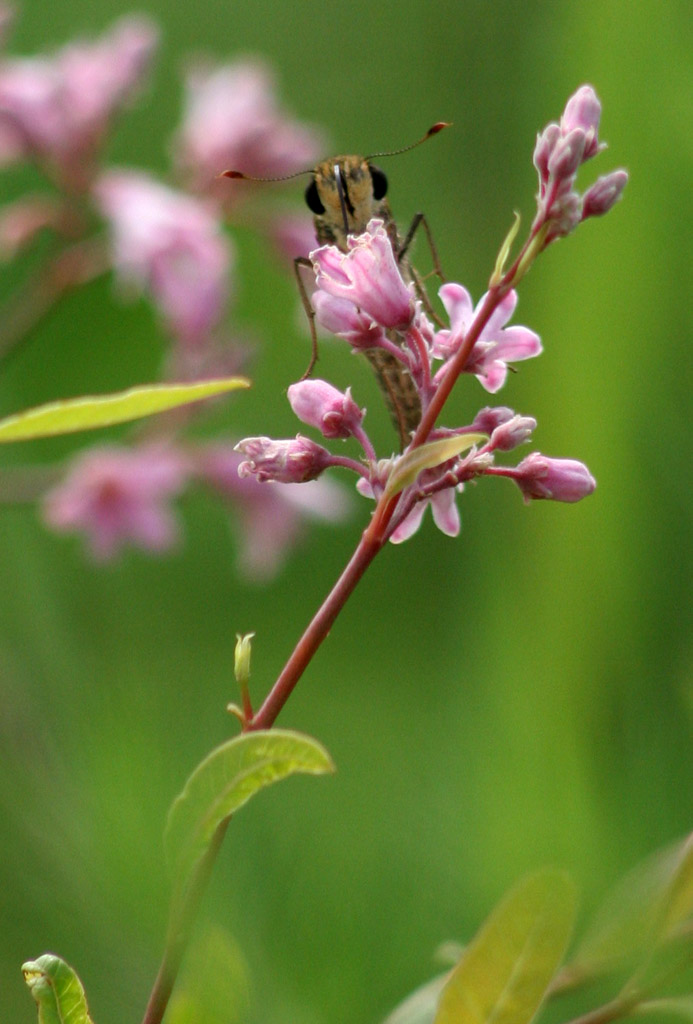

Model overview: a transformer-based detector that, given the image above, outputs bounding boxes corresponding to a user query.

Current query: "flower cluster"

[236,87,626,543]
[0,12,157,189]
[237,215,596,541]
[533,84,627,245]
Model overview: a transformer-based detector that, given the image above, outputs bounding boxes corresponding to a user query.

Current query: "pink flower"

[514,453,596,503]
[310,290,387,349]
[311,219,415,331]
[198,444,349,580]
[356,458,464,543]
[235,435,332,483]
[42,444,189,560]
[173,58,323,194]
[389,486,461,544]
[94,170,232,347]
[433,283,542,392]
[288,380,365,439]
[0,15,157,184]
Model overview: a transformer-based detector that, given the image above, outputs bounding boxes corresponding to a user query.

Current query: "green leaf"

[570,832,693,976]
[166,925,251,1024]
[22,954,94,1024]
[0,377,249,442]
[490,211,521,285]
[433,869,576,1024]
[383,434,487,500]
[165,730,334,897]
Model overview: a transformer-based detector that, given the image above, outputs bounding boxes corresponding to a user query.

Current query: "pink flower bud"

[581,170,628,219]
[533,123,560,183]
[547,127,586,180]
[560,85,604,160]
[490,414,536,451]
[311,219,415,331]
[235,435,331,483]
[545,190,582,241]
[288,380,364,439]
[514,453,596,503]
[471,406,515,434]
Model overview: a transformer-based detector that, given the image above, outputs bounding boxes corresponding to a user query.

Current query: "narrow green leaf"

[433,869,576,1024]
[22,954,94,1024]
[490,211,521,285]
[165,730,334,896]
[571,832,693,976]
[383,434,486,499]
[0,377,249,442]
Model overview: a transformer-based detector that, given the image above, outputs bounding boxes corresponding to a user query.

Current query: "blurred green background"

[1,1,691,1022]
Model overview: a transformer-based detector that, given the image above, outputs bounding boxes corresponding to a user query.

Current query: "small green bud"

[234,632,255,690]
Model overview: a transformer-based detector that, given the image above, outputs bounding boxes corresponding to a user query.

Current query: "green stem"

[140,819,230,1024]
[562,991,642,1024]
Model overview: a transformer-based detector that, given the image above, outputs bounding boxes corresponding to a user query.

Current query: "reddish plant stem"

[249,527,385,730]
[413,287,500,446]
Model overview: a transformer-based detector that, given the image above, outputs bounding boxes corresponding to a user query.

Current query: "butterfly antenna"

[365,121,451,161]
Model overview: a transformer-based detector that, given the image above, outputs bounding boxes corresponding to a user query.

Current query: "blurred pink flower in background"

[173,58,324,198]
[42,444,190,560]
[0,14,157,186]
[198,445,350,580]
[94,170,233,348]
[268,211,316,263]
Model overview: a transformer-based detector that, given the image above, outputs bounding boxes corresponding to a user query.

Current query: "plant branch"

[140,818,231,1024]
[249,527,385,730]
[138,217,550,1020]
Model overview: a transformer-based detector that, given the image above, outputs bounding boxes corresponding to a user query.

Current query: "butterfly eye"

[304,178,325,214]
[369,165,388,200]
